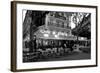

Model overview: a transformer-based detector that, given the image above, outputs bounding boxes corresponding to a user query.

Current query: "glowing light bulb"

[55,35,58,38]
[52,31,56,35]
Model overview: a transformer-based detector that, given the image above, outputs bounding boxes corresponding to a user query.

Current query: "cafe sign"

[40,29,68,37]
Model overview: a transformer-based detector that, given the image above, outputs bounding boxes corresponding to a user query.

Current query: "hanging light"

[52,31,56,35]
[55,34,58,38]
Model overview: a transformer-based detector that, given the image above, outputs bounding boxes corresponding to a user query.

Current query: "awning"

[34,25,77,40]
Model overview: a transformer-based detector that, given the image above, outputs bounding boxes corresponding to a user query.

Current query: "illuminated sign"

[40,29,69,37]
[40,29,50,34]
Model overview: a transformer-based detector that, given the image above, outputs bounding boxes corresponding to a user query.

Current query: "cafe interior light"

[44,34,49,37]
[65,33,68,36]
